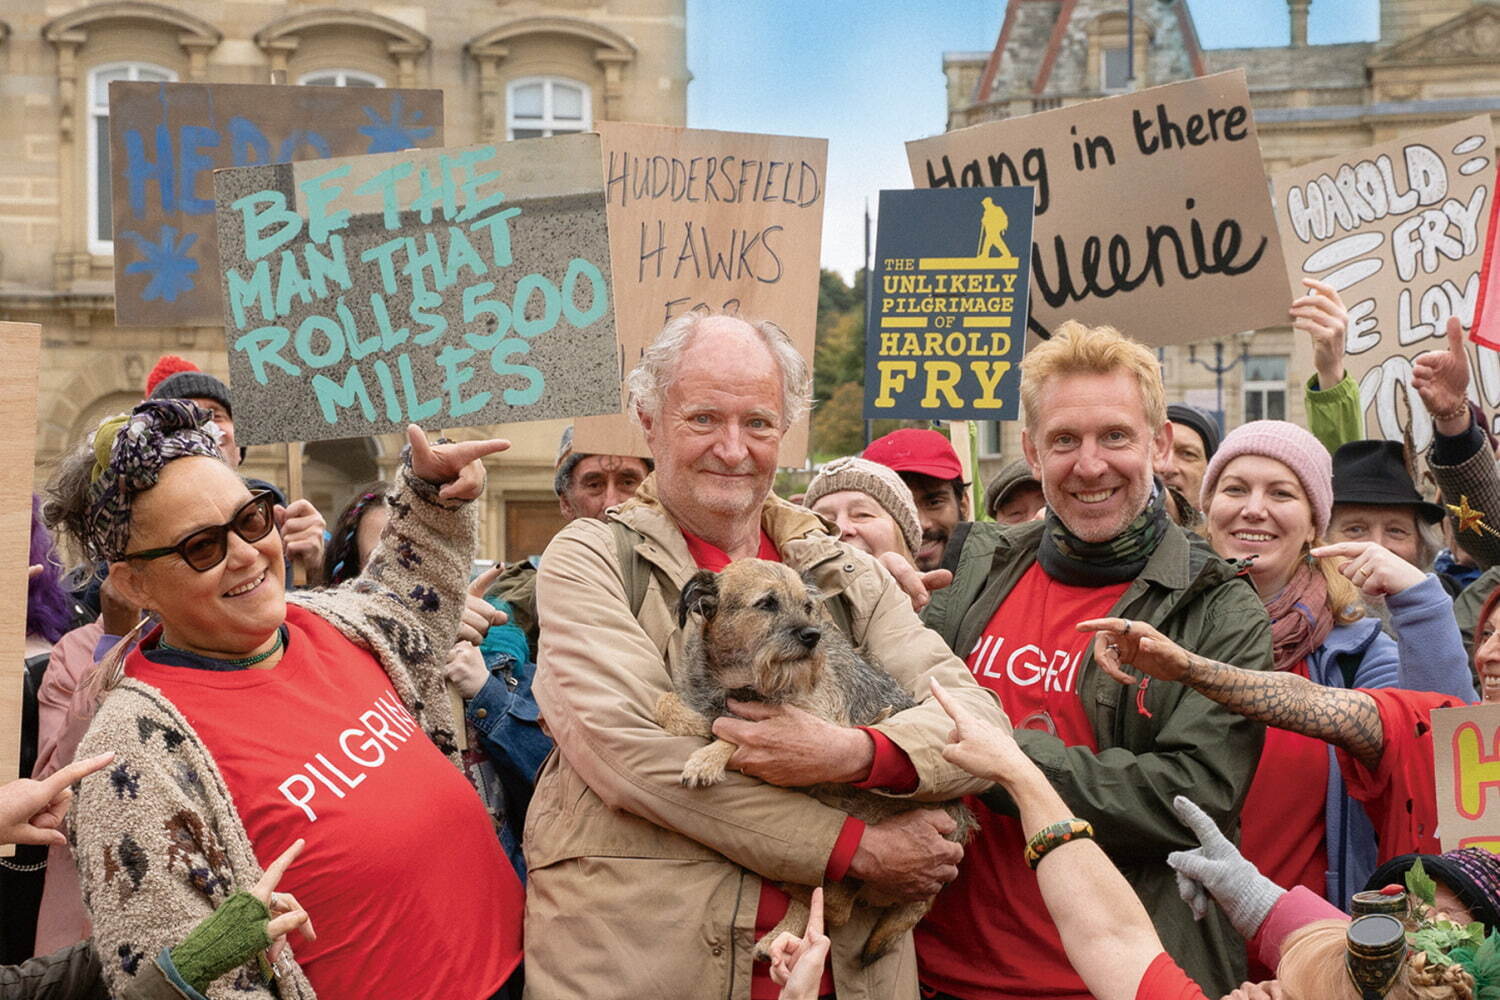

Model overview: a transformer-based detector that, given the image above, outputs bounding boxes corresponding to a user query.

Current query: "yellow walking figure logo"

[977,196,1017,264]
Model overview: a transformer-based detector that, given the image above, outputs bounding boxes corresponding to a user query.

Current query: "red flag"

[1471,163,1500,350]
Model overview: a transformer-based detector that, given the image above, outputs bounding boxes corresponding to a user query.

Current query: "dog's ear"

[678,570,720,628]
[799,569,837,604]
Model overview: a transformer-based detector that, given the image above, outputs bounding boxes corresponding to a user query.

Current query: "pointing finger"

[40,752,116,799]
[1172,796,1228,849]
[467,564,504,598]
[806,886,825,939]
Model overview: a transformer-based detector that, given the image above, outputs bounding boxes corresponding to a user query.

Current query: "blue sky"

[685,0,1381,279]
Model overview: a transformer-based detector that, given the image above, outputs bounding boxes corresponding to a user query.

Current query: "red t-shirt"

[918,562,1130,1000]
[1134,952,1209,1000]
[1241,659,1330,898]
[1338,688,1468,860]
[126,605,523,1000]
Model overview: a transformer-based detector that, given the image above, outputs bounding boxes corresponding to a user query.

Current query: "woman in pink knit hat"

[1196,420,1474,942]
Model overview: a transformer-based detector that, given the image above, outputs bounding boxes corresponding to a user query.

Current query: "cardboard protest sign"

[213,134,619,445]
[864,187,1033,420]
[572,123,827,463]
[1432,703,1500,853]
[906,70,1289,347]
[1274,116,1494,451]
[0,323,39,850]
[109,81,444,327]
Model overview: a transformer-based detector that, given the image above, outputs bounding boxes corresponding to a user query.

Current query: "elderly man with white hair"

[524,313,1005,999]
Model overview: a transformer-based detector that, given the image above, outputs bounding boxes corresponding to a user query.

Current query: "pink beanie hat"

[1199,420,1333,536]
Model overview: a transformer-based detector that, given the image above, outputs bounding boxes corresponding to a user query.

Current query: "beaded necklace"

[157,629,284,669]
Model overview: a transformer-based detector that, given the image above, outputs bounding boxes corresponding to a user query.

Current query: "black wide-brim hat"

[1332,439,1446,524]
[1366,848,1500,930]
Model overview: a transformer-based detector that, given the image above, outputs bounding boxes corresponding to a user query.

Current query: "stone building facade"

[942,0,1500,485]
[0,0,687,563]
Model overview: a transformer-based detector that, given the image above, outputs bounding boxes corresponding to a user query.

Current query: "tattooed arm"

[1078,617,1385,771]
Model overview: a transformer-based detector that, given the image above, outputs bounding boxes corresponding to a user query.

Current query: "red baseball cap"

[862,428,964,481]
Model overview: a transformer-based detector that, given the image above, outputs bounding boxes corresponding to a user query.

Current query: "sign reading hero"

[109,81,444,327]
[213,135,619,445]
[865,187,1034,420]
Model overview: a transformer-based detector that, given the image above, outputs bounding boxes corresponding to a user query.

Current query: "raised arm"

[1415,318,1500,568]
[1080,617,1385,770]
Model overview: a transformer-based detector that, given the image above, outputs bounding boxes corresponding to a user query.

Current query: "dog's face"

[678,559,827,700]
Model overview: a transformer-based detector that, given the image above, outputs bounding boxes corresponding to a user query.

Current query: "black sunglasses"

[122,491,277,572]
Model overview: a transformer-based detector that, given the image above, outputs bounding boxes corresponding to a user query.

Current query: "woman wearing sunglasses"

[62,399,523,1000]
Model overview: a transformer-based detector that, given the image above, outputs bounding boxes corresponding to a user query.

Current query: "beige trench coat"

[524,477,1007,1000]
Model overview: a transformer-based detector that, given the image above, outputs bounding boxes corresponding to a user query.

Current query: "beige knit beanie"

[803,456,923,555]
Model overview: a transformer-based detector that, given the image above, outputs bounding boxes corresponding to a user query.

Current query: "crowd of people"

[4,277,1500,1000]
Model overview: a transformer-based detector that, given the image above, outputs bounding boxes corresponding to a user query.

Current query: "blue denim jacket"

[465,651,553,881]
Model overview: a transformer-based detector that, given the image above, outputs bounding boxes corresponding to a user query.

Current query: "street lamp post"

[1186,335,1254,432]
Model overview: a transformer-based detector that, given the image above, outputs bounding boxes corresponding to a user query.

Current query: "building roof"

[1204,41,1373,92]
[972,0,1206,103]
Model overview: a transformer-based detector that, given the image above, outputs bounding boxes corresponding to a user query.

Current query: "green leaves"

[1407,858,1438,906]
[1413,921,1473,965]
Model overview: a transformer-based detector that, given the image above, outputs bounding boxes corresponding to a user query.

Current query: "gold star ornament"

[1447,495,1500,538]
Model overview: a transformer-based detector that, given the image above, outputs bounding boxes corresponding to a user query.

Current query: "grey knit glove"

[1167,796,1284,939]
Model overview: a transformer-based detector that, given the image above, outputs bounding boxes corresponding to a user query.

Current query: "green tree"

[810,269,869,460]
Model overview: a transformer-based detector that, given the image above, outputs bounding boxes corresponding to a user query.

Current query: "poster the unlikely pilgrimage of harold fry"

[1274,116,1494,450]
[110,81,444,326]
[865,186,1034,421]
[906,70,1289,347]
[573,123,827,463]
[213,134,618,446]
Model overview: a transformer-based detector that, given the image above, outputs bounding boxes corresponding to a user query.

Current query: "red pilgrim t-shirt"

[126,604,523,1000]
[1240,659,1330,898]
[917,561,1129,1000]
[1338,687,1467,860]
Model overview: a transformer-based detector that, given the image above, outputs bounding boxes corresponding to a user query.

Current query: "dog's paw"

[680,753,727,788]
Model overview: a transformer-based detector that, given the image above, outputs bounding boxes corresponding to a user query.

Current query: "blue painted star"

[121,225,198,302]
[360,94,435,153]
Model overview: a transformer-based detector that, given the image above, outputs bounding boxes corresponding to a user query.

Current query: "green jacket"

[1305,372,1363,453]
[922,519,1273,997]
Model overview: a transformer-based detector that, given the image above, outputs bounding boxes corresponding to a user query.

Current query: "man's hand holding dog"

[713,700,875,786]
[848,809,963,901]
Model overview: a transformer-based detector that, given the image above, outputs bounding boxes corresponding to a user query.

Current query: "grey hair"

[625,312,813,430]
[1417,517,1443,571]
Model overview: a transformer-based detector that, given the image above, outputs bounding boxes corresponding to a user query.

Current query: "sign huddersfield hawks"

[865,186,1034,420]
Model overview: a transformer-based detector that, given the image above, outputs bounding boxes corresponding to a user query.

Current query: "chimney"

[1289,0,1311,47]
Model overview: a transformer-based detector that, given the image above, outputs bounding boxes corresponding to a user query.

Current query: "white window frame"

[88,61,177,256]
[979,421,1004,458]
[506,76,591,140]
[1100,46,1130,93]
[297,69,386,88]
[1242,356,1289,424]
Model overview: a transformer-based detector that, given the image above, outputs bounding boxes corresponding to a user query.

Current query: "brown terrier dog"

[655,558,976,966]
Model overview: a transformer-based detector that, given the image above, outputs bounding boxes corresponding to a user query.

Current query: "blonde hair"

[1316,545,1367,626]
[1019,321,1166,431]
[1276,920,1474,1000]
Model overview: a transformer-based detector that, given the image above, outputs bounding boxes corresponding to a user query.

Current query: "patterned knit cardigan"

[70,465,477,1000]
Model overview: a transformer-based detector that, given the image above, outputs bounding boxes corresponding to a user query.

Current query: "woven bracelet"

[1023,818,1095,870]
